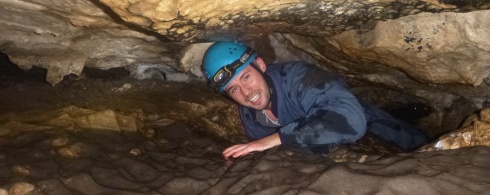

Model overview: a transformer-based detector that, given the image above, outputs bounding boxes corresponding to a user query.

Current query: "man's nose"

[240,85,252,97]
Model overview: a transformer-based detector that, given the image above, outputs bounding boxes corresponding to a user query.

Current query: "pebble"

[11,165,30,176]
[9,182,35,195]
[51,137,68,147]
[57,142,93,159]
[129,148,141,156]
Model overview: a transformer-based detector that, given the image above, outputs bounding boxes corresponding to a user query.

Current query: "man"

[201,41,428,159]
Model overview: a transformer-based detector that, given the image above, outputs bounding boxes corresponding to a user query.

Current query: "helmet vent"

[229,47,237,54]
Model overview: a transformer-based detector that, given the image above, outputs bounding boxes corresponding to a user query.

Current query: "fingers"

[223,144,247,158]
[222,134,281,159]
[223,144,250,158]
[223,144,242,154]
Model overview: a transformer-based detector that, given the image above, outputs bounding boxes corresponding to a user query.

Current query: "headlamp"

[210,47,256,93]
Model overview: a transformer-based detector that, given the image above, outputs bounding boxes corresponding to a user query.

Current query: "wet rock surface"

[0,129,224,194]
[1,129,490,194]
[1,72,490,194]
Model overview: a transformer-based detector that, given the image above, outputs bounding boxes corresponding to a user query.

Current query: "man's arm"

[276,63,367,150]
[278,100,366,149]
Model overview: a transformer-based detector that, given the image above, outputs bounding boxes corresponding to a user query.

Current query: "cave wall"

[0,0,183,84]
[1,0,490,133]
[329,11,490,87]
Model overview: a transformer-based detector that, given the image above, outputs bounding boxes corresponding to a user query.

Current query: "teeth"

[249,94,259,103]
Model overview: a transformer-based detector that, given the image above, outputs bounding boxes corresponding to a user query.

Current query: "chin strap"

[249,61,268,80]
[249,61,274,109]
[222,61,273,101]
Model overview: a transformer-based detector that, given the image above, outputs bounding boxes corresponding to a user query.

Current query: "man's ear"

[254,57,267,72]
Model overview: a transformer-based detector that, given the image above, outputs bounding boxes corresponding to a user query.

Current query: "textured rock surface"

[2,127,488,195]
[420,108,490,151]
[99,0,490,41]
[0,0,182,85]
[329,10,490,86]
[1,71,490,195]
[0,0,489,91]
[1,1,490,133]
[2,1,490,194]
[0,112,490,195]
[205,146,490,195]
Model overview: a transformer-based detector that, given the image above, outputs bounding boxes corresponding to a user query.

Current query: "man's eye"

[244,75,249,80]
[229,87,237,94]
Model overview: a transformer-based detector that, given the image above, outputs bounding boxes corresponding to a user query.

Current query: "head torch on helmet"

[209,47,256,93]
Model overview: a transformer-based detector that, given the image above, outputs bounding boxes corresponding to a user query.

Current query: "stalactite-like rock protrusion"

[1,0,489,85]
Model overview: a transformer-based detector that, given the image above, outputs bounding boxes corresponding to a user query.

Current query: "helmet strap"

[250,60,274,108]
[222,60,271,102]
[249,61,267,78]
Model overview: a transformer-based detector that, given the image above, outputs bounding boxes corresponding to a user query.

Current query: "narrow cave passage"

[1,0,490,193]
[1,51,489,194]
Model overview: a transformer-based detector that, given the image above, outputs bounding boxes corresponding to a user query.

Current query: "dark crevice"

[0,52,47,83]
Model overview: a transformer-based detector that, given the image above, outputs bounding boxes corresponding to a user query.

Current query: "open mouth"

[249,93,260,103]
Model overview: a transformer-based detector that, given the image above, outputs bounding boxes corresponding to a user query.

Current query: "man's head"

[202,42,271,110]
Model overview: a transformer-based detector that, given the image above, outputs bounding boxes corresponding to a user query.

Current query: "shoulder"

[267,61,344,88]
[265,61,316,83]
[266,61,313,73]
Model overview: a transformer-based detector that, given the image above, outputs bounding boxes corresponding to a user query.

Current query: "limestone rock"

[0,110,489,195]
[160,177,211,195]
[180,42,214,78]
[57,142,95,159]
[51,136,69,147]
[62,173,117,194]
[481,107,490,122]
[1,0,489,86]
[9,182,35,195]
[329,11,490,86]
[45,106,142,132]
[11,165,30,177]
[0,121,51,135]
[127,63,194,82]
[36,180,72,195]
[0,1,489,124]
[99,0,490,41]
[0,0,181,85]
[420,108,490,152]
[204,146,490,195]
[149,118,175,128]
[0,106,145,134]
[177,101,208,117]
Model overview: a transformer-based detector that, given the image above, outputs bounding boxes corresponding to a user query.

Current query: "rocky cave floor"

[0,62,490,195]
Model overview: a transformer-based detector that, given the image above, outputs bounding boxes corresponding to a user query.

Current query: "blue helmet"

[202,42,257,93]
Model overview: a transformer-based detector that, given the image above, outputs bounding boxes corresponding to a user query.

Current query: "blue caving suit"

[239,61,428,152]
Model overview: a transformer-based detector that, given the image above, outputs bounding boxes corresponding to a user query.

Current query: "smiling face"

[225,57,271,111]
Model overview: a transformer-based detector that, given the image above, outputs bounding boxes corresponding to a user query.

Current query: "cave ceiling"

[99,0,488,41]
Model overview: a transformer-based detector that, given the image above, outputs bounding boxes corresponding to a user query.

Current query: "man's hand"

[223,133,281,159]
